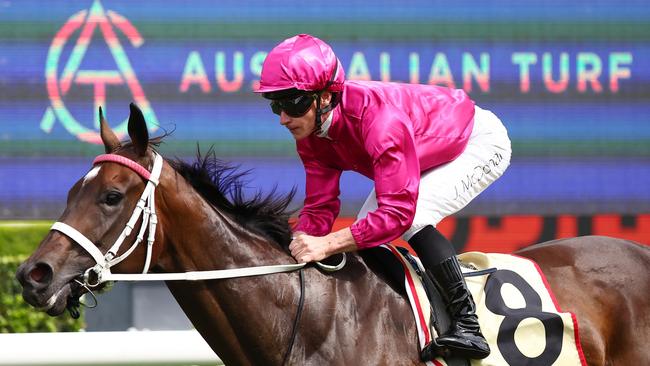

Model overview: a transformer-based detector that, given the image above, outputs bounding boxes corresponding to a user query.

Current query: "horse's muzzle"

[16,260,78,316]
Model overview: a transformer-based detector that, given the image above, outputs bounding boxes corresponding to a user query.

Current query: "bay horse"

[16,104,650,365]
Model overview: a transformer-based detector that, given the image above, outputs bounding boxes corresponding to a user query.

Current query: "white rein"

[51,152,345,287]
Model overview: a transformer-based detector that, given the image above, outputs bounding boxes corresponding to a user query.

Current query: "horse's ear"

[128,103,149,157]
[99,106,121,153]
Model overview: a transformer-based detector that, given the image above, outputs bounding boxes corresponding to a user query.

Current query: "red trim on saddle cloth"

[512,254,588,366]
[571,313,588,366]
[386,245,431,343]
[93,154,151,180]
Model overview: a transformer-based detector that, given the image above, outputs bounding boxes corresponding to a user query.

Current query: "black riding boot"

[428,256,490,359]
[408,226,490,361]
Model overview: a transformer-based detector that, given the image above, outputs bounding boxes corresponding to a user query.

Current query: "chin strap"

[314,92,340,135]
[313,97,328,135]
[313,61,341,135]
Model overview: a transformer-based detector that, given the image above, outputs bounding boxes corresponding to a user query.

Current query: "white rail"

[0,330,223,365]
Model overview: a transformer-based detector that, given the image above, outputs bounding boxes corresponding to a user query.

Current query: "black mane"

[168,148,296,248]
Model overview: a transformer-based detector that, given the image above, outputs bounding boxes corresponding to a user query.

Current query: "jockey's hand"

[290,234,329,263]
[289,228,358,263]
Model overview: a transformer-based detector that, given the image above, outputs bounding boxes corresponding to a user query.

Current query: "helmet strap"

[314,93,337,136]
[314,94,324,135]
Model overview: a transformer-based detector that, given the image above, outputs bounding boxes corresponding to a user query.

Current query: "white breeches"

[356,105,512,241]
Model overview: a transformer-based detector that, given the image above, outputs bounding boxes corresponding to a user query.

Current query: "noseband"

[50,153,345,288]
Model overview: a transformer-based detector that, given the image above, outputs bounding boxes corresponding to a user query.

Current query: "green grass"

[0,221,53,256]
[0,221,85,333]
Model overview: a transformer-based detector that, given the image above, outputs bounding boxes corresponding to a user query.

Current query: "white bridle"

[51,152,345,287]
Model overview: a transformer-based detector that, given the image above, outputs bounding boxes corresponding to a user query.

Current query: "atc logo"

[40,0,158,144]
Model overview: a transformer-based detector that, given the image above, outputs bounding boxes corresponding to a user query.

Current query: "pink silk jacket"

[294,80,475,249]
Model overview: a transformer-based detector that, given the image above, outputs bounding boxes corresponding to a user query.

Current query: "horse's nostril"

[29,262,53,285]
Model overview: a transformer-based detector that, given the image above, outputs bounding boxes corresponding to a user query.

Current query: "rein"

[51,152,346,287]
[282,268,305,366]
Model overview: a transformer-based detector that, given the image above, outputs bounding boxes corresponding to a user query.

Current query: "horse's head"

[16,103,164,316]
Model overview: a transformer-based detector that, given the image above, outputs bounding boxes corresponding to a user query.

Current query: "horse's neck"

[156,179,297,365]
[154,173,420,364]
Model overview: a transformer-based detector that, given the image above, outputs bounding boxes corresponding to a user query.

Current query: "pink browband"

[93,154,152,180]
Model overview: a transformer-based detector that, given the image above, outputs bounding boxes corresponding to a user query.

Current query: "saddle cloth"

[380,245,587,366]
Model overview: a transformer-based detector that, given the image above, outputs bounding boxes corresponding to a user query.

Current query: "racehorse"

[16,104,650,365]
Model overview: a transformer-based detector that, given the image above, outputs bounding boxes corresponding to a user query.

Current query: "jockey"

[256,34,511,361]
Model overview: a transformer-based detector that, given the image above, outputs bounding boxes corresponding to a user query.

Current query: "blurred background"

[0,0,648,363]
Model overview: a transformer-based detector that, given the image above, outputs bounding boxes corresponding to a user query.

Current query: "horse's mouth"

[34,283,73,316]
[32,278,92,316]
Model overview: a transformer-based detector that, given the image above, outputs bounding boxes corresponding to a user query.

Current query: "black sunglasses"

[270,93,317,117]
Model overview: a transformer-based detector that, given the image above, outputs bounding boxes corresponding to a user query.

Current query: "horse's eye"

[104,192,123,206]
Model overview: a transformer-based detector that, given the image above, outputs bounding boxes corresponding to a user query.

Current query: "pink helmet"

[256,34,345,95]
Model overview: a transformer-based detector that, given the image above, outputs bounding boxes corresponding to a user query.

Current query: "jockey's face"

[279,102,316,140]
[279,92,331,141]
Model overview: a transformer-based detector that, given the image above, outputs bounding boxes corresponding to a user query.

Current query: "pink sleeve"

[294,154,342,236]
[350,112,421,249]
